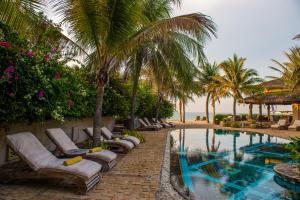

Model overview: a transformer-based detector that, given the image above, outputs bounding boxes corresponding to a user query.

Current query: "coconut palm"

[0,0,43,32]
[294,34,300,40]
[216,54,261,121]
[52,0,216,146]
[126,0,216,129]
[269,47,300,92]
[198,62,220,123]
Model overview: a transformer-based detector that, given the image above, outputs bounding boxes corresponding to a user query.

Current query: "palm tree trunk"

[183,101,186,123]
[179,100,182,122]
[206,93,210,123]
[212,100,216,124]
[130,54,142,130]
[93,82,105,147]
[233,97,237,122]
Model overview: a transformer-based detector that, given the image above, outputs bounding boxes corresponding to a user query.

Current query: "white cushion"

[46,128,78,153]
[6,132,58,171]
[125,136,140,146]
[87,150,117,162]
[101,127,113,140]
[6,132,102,179]
[105,140,134,149]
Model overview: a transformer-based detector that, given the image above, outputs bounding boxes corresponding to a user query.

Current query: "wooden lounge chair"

[2,132,101,194]
[159,118,175,128]
[144,117,163,128]
[83,128,134,153]
[101,126,140,146]
[138,118,160,131]
[46,128,117,172]
[152,118,171,128]
[288,120,300,131]
[271,119,287,130]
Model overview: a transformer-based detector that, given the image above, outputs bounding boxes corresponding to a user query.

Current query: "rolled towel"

[89,147,103,153]
[63,156,83,166]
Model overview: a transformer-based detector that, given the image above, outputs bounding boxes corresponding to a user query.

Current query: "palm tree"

[52,0,216,146]
[294,34,300,40]
[217,54,261,121]
[269,47,300,92]
[198,62,220,123]
[0,0,43,32]
[127,0,216,129]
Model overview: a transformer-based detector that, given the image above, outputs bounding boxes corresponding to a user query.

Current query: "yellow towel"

[63,156,83,166]
[89,147,103,153]
[114,138,120,141]
[124,134,129,138]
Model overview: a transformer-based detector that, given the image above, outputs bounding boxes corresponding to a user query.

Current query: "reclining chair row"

[2,126,141,194]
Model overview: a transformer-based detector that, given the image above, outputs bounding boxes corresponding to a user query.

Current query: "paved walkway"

[0,130,168,200]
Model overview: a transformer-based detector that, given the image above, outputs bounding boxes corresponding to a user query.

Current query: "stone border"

[156,132,190,200]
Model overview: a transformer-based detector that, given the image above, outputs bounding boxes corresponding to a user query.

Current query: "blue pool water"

[170,129,296,200]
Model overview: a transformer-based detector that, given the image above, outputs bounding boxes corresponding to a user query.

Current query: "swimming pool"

[170,128,296,200]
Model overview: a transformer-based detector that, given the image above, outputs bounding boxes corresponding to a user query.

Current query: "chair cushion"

[6,132,58,171]
[101,127,113,140]
[105,140,134,149]
[87,150,117,162]
[46,158,101,180]
[125,136,140,145]
[46,128,78,153]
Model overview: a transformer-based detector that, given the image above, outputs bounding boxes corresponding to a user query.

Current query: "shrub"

[285,137,300,163]
[123,129,145,143]
[214,114,231,124]
[231,122,241,128]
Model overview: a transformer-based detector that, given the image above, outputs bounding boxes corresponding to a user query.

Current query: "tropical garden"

[1,0,299,146]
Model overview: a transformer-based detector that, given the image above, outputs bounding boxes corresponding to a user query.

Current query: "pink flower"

[6,73,12,79]
[54,72,61,80]
[15,75,19,80]
[38,90,45,98]
[44,54,50,62]
[27,50,34,58]
[5,66,15,73]
[51,48,57,53]
[0,41,11,48]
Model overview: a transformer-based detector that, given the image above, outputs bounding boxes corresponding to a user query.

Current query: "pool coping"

[156,132,194,200]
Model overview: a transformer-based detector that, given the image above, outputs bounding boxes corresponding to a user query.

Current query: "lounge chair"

[288,120,300,131]
[83,128,134,153]
[3,132,101,194]
[152,118,171,128]
[138,118,160,131]
[144,117,163,128]
[46,128,117,171]
[101,126,140,146]
[271,119,287,130]
[159,118,175,128]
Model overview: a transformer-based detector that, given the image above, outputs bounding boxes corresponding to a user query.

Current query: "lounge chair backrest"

[144,118,152,126]
[100,127,113,140]
[152,118,157,123]
[292,120,300,126]
[138,119,148,127]
[278,119,286,126]
[84,128,93,138]
[46,128,78,153]
[6,132,57,171]
[84,128,104,141]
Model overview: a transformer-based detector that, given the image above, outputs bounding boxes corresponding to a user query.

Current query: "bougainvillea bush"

[0,22,174,125]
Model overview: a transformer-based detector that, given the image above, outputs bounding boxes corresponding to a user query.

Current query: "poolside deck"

[1,122,300,200]
[0,130,168,200]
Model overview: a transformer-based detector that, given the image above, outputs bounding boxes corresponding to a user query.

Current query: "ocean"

[169,112,214,121]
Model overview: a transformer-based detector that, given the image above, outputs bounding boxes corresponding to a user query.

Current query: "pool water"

[170,129,296,200]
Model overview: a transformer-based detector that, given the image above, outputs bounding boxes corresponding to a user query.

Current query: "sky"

[172,0,300,114]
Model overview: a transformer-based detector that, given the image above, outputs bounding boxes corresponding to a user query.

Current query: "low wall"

[0,117,115,166]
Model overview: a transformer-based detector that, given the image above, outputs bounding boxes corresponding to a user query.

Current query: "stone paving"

[0,130,169,200]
